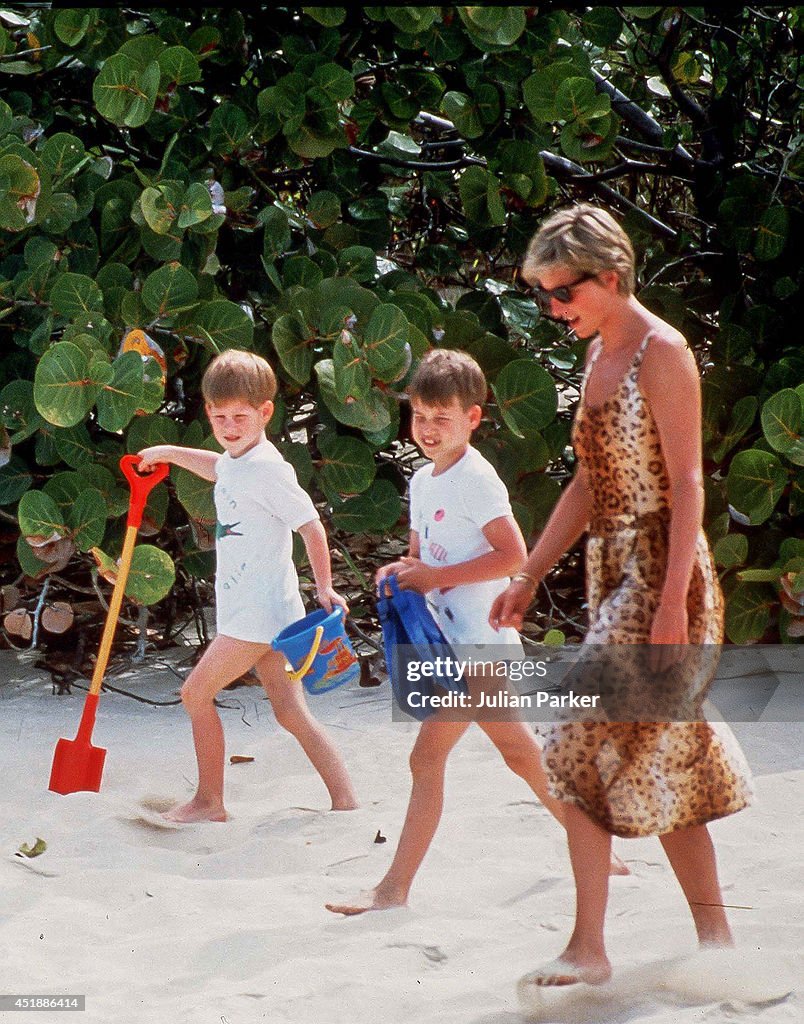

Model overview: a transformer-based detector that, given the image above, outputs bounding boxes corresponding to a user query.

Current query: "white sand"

[1,648,801,1024]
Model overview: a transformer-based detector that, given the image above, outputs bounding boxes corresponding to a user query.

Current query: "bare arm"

[390,515,526,594]
[639,337,703,643]
[138,445,220,481]
[297,518,349,614]
[488,469,593,631]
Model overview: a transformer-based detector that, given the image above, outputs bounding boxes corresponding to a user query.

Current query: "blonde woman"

[491,204,752,988]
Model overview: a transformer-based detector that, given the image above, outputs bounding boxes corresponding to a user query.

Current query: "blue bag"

[377,574,468,721]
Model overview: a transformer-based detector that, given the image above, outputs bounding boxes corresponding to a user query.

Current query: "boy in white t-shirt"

[139,350,357,822]
[326,349,572,915]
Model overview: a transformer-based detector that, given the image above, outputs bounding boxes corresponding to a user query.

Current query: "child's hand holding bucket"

[316,586,349,616]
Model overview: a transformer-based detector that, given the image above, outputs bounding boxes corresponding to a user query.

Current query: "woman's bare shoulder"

[642,326,698,392]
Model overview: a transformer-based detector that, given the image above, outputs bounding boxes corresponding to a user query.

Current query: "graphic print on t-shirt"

[425,510,449,563]
[215,521,243,540]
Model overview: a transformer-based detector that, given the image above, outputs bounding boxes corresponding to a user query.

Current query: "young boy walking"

[327,349,581,915]
[139,349,357,822]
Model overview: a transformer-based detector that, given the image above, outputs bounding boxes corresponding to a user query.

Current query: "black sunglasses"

[530,272,597,314]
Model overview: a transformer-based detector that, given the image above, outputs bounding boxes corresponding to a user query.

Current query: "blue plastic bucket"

[271,607,360,694]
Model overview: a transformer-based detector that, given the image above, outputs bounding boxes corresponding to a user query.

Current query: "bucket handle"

[286,625,325,682]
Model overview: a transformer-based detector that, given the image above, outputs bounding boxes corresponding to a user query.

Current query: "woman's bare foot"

[162,799,227,823]
[610,851,630,876]
[325,886,407,916]
[518,953,612,988]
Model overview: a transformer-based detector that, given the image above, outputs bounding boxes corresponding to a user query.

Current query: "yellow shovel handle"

[287,625,324,683]
[89,524,138,697]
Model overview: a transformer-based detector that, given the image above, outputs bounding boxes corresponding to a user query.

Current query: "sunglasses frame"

[530,272,597,314]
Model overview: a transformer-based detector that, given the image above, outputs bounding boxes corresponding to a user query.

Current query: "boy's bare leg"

[326,716,470,914]
[256,649,358,810]
[478,718,629,876]
[659,823,734,947]
[164,635,271,823]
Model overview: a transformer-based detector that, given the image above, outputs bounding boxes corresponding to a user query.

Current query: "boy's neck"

[430,443,470,477]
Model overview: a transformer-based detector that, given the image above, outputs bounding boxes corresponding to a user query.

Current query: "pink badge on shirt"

[434,509,445,521]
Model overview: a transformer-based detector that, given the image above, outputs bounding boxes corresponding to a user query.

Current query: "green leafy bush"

[0,6,800,644]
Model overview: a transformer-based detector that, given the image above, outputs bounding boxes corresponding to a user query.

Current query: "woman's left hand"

[649,599,689,673]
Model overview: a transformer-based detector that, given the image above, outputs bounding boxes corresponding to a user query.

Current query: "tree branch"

[590,69,696,164]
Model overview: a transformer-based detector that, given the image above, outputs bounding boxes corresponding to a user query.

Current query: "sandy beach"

[1,646,801,1024]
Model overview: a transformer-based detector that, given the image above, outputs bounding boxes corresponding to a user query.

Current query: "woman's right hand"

[489,579,537,631]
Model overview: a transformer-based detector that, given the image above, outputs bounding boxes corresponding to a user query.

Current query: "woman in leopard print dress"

[491,204,752,988]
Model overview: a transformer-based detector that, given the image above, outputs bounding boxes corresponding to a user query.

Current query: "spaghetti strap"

[630,329,654,374]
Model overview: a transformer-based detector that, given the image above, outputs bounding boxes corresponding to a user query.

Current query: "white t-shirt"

[409,446,523,651]
[213,436,316,642]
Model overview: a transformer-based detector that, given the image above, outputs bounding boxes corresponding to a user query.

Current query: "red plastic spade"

[48,455,169,795]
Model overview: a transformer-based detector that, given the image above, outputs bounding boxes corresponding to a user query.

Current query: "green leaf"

[54,8,91,45]
[724,582,776,643]
[318,433,376,495]
[761,389,804,465]
[96,351,144,432]
[726,449,788,525]
[93,54,160,128]
[124,544,176,605]
[458,166,505,227]
[492,360,558,437]
[581,8,623,46]
[331,478,402,533]
[337,246,377,282]
[34,343,98,428]
[209,102,251,154]
[458,7,526,47]
[49,273,104,321]
[158,45,202,87]
[310,62,355,102]
[177,182,213,230]
[40,133,86,181]
[441,91,484,139]
[262,205,292,260]
[713,533,749,570]
[307,190,341,229]
[0,153,40,231]
[754,206,789,262]
[141,262,199,317]
[1,380,44,442]
[555,77,610,122]
[0,455,32,505]
[272,313,313,385]
[139,182,183,235]
[125,413,181,452]
[333,330,371,402]
[175,463,216,522]
[186,300,254,352]
[711,395,758,462]
[302,7,347,27]
[18,490,66,542]
[523,63,579,123]
[363,304,411,382]
[315,359,392,434]
[68,489,107,551]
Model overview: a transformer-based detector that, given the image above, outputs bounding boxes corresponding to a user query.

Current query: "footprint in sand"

[517,948,795,1022]
[121,796,184,831]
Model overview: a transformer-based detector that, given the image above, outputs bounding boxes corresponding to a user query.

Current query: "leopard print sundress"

[541,331,753,838]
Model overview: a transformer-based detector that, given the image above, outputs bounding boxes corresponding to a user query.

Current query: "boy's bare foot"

[325,887,407,915]
[610,851,630,875]
[162,799,227,823]
[518,954,612,988]
[331,799,359,811]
